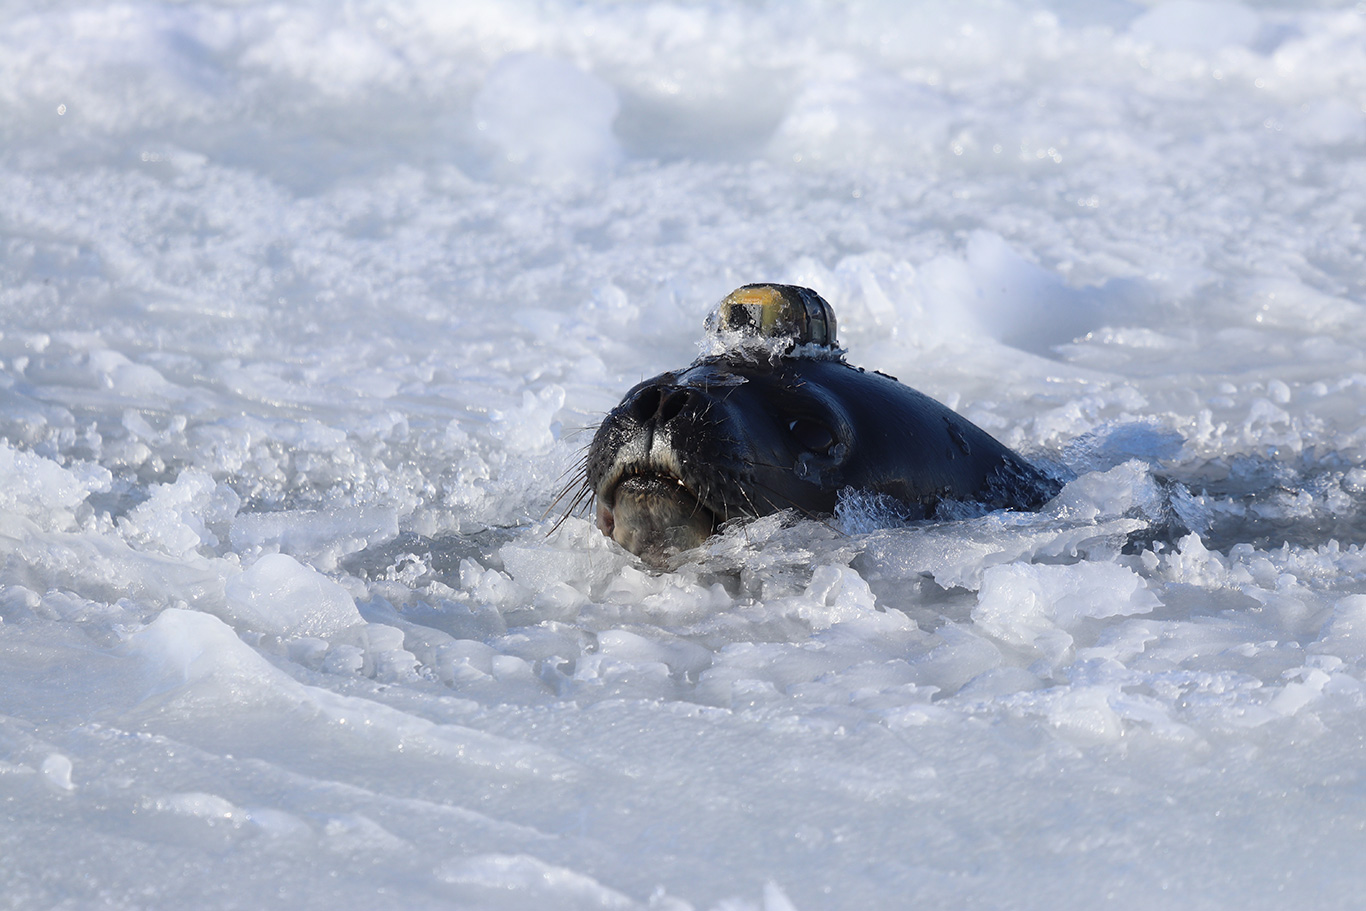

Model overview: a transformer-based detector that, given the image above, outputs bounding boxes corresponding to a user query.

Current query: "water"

[3,1,1366,908]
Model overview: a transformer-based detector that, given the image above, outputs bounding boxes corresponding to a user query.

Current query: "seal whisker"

[546,482,594,535]
[543,469,592,520]
[559,425,599,442]
[549,460,585,487]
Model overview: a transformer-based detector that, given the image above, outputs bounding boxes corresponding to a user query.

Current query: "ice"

[1128,1,1265,54]
[1315,595,1366,662]
[5,0,1366,908]
[474,53,623,183]
[121,468,234,557]
[436,853,640,911]
[230,504,398,568]
[913,231,1146,354]
[973,562,1160,669]
[126,607,298,698]
[219,553,362,637]
[39,752,75,792]
[0,441,111,530]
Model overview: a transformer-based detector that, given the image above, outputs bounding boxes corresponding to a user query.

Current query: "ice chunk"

[1051,460,1166,523]
[500,529,614,595]
[229,506,398,569]
[972,562,1161,667]
[0,441,111,531]
[222,553,363,638]
[125,608,297,711]
[120,468,238,558]
[1061,424,1185,474]
[1312,594,1366,661]
[244,807,312,840]
[1267,668,1330,717]
[1046,685,1124,745]
[150,791,243,822]
[791,563,879,630]
[40,753,74,792]
[861,510,1146,592]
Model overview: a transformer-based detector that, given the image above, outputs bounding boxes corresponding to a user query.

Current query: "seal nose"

[628,384,691,426]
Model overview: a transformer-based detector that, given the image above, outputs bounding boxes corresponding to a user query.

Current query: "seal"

[573,284,1059,565]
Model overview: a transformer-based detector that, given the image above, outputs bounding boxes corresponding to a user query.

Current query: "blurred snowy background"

[4,1,1366,908]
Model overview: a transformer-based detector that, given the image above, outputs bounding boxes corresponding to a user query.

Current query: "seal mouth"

[596,467,718,564]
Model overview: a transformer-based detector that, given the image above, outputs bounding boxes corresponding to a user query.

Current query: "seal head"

[581,284,1058,566]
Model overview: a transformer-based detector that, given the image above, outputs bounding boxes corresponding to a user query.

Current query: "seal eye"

[789,417,835,454]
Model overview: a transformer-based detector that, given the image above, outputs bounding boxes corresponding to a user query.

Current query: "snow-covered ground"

[4,1,1366,908]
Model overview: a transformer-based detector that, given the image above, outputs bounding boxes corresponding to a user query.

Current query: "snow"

[3,0,1366,908]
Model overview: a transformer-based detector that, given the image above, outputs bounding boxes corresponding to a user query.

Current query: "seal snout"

[589,378,727,565]
[601,470,716,565]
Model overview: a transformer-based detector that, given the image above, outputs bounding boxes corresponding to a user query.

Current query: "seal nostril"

[629,387,661,424]
[658,388,689,424]
[627,385,691,426]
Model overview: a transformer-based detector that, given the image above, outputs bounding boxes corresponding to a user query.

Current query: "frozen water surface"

[4,1,1366,908]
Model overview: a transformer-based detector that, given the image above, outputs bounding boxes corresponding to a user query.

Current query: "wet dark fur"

[570,351,1060,564]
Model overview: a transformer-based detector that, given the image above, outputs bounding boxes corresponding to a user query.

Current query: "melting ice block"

[972,562,1161,667]
[222,553,362,638]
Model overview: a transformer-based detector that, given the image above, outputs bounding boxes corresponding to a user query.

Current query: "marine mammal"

[577,284,1059,565]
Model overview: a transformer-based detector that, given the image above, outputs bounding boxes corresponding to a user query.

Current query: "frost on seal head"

[567,283,1059,568]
